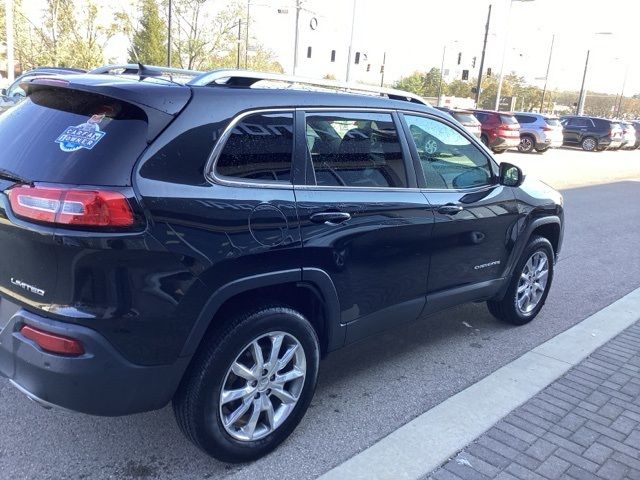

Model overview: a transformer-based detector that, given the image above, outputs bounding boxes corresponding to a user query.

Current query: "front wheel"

[487,236,554,325]
[173,305,320,462]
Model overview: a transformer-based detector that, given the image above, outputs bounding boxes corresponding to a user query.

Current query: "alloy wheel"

[516,250,549,315]
[219,331,306,441]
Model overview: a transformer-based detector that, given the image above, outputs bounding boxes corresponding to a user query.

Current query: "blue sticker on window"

[55,114,106,152]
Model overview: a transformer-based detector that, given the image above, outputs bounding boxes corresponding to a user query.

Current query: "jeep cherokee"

[0,66,564,462]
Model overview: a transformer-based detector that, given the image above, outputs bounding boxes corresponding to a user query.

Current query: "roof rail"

[187,69,428,105]
[89,64,203,78]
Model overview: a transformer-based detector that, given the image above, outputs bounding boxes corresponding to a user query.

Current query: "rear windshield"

[453,112,479,124]
[0,87,149,186]
[500,114,518,124]
[545,118,562,127]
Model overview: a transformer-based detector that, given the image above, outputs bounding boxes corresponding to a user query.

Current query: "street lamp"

[576,32,613,115]
[437,40,458,107]
[494,0,535,111]
[539,34,555,113]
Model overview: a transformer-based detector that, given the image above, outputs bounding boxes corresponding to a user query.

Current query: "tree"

[447,79,472,98]
[394,68,443,97]
[129,0,167,64]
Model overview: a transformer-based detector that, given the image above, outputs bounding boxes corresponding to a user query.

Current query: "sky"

[20,0,638,96]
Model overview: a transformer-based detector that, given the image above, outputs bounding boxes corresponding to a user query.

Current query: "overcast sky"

[23,0,638,96]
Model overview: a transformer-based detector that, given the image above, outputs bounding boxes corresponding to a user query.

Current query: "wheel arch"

[179,268,344,360]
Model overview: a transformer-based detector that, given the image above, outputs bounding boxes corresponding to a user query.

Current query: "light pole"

[475,3,492,107]
[437,41,458,106]
[345,0,357,82]
[576,32,612,115]
[539,33,555,113]
[494,0,535,111]
[615,64,629,117]
[167,0,172,67]
[5,0,13,82]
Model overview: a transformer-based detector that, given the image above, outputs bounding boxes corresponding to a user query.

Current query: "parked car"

[512,112,563,153]
[434,106,482,139]
[620,121,637,150]
[631,121,640,149]
[471,109,521,154]
[0,67,86,113]
[0,66,564,463]
[559,115,623,151]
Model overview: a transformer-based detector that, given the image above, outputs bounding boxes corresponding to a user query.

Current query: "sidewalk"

[428,321,640,480]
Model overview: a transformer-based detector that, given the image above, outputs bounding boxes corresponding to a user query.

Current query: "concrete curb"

[319,287,640,480]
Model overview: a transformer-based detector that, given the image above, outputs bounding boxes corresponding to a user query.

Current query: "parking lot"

[0,146,637,480]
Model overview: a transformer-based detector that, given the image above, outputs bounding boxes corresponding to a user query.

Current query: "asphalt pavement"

[0,149,639,480]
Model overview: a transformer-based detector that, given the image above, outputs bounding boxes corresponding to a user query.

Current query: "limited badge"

[55,114,107,152]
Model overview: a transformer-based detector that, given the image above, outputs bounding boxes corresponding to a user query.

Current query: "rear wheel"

[581,136,597,151]
[518,135,535,153]
[493,149,506,154]
[534,146,549,153]
[173,305,320,462]
[481,135,489,147]
[487,236,554,325]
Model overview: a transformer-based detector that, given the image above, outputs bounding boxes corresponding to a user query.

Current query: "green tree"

[394,68,443,97]
[446,79,472,98]
[129,0,167,64]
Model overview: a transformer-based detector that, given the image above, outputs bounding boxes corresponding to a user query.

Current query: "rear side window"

[515,115,535,124]
[500,115,518,125]
[453,113,479,124]
[545,118,561,127]
[569,118,592,127]
[305,112,408,188]
[0,87,148,185]
[215,112,293,183]
[474,112,487,122]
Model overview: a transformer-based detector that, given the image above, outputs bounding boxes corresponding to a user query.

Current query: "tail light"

[542,126,554,131]
[7,185,134,227]
[20,325,84,356]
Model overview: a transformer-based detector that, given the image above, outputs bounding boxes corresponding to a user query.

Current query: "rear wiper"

[0,168,31,185]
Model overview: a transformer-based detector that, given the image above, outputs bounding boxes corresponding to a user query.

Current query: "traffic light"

[366,64,371,72]
[487,67,492,76]
[462,69,469,81]
[472,56,476,68]
[457,52,462,65]
[355,52,360,64]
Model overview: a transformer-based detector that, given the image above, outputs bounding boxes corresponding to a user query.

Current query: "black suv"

[0,66,564,462]
[560,115,623,151]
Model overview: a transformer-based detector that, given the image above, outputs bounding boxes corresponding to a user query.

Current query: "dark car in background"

[434,106,482,139]
[560,115,623,151]
[512,112,563,154]
[471,109,521,154]
[0,67,86,113]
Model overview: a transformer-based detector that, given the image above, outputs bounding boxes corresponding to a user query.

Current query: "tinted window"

[515,114,536,124]
[453,112,479,124]
[216,112,293,183]
[305,112,407,188]
[0,87,148,185]
[500,114,518,125]
[568,117,590,127]
[474,112,487,122]
[405,115,492,189]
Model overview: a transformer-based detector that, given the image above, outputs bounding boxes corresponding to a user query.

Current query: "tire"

[581,136,597,152]
[518,135,535,153]
[487,236,554,325]
[534,147,549,153]
[493,149,506,154]
[481,135,489,147]
[173,305,320,462]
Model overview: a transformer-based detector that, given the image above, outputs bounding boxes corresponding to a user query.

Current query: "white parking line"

[319,287,640,480]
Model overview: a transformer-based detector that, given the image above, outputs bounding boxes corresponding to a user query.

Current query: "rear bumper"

[490,136,520,151]
[0,302,189,416]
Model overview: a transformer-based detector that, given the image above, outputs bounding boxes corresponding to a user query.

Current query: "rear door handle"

[310,212,352,225]
[437,204,464,215]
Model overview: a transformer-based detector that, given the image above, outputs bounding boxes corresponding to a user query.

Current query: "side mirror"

[499,162,524,187]
[0,88,6,96]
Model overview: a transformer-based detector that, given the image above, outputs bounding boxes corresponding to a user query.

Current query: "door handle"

[437,204,464,215]
[310,211,352,225]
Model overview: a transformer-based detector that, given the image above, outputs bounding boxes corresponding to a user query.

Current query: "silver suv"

[513,113,563,154]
